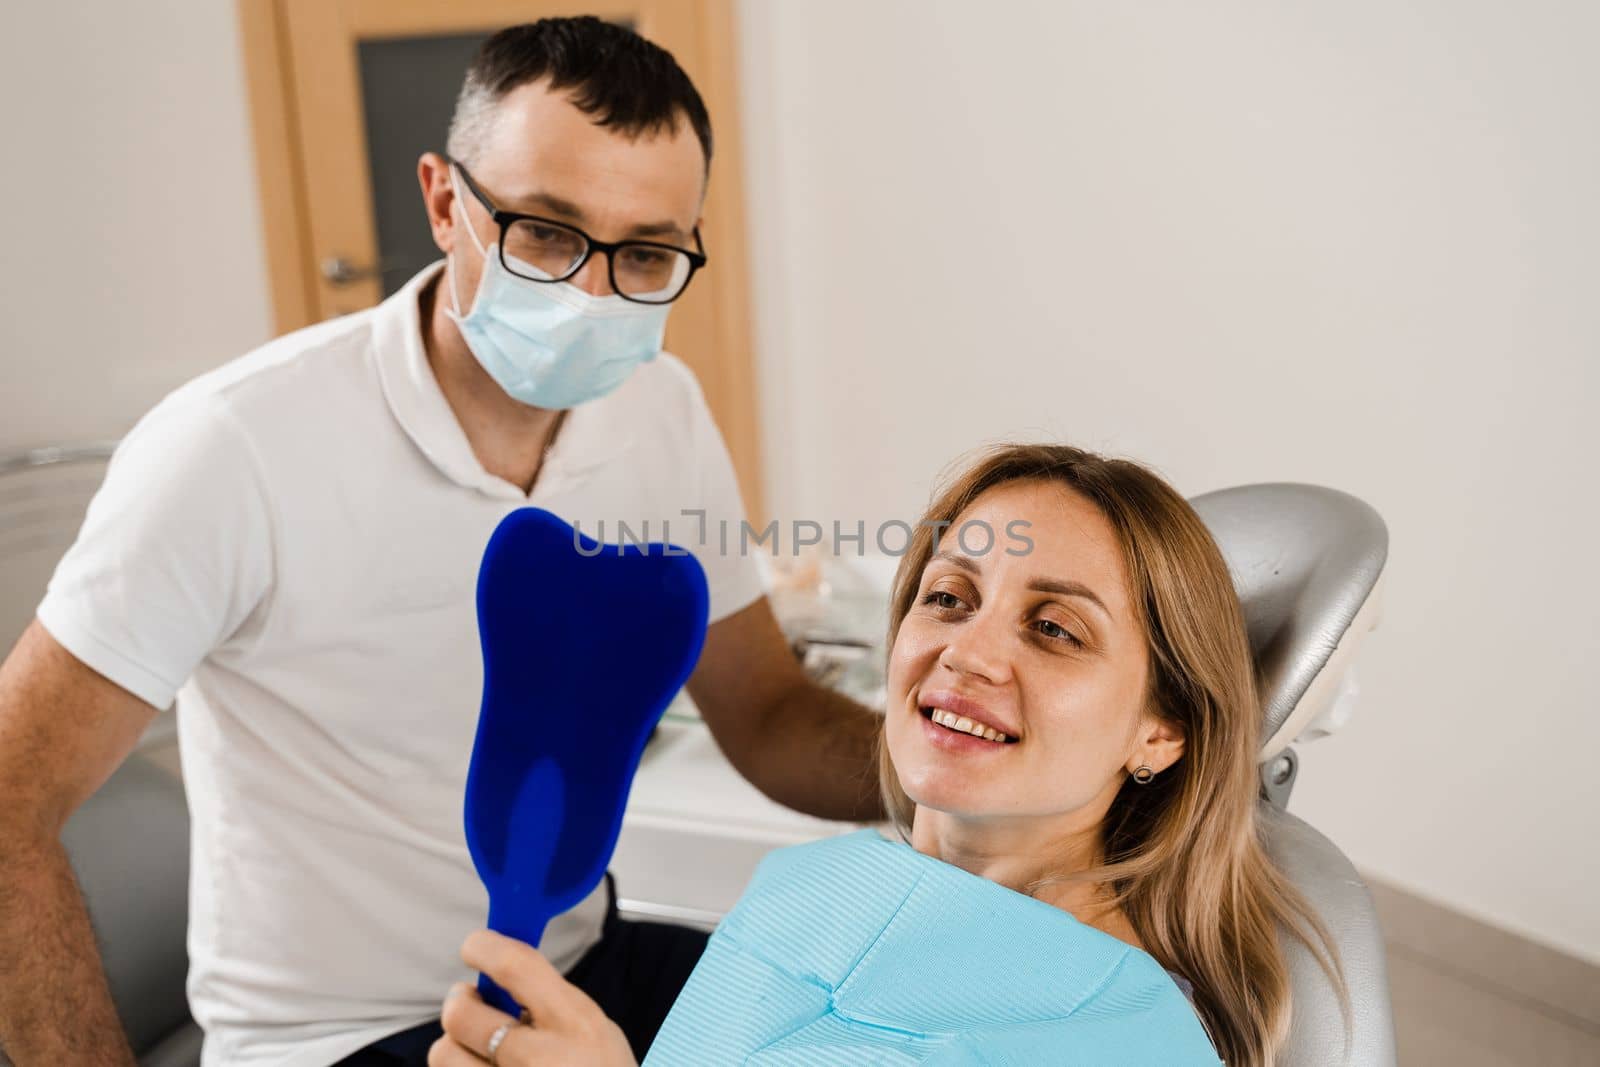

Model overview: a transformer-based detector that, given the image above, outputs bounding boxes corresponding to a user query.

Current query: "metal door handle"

[321,256,390,286]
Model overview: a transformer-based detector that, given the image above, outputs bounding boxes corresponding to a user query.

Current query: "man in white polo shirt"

[0,19,883,1067]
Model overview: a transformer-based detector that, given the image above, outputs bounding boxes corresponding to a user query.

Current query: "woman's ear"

[1130,712,1186,776]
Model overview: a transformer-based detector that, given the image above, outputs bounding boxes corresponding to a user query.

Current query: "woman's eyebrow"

[932,551,1111,619]
[931,550,981,574]
[1028,577,1111,619]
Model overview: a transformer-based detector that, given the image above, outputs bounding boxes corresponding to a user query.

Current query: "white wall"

[0,2,273,453]
[739,0,1600,961]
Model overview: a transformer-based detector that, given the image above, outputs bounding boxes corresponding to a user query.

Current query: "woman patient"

[431,444,1343,1066]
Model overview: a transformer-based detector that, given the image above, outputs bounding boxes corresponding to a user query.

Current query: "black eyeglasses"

[451,160,707,305]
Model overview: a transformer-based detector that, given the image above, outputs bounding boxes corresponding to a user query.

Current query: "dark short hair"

[447,17,713,170]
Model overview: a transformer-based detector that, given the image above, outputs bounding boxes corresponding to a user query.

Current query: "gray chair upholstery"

[1193,483,1396,1066]
[1263,808,1396,1067]
[0,444,116,657]
[1192,483,1388,760]
[59,753,201,1066]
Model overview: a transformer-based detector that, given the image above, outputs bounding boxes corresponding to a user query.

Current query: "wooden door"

[238,0,763,516]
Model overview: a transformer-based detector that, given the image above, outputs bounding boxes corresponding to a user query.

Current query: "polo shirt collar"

[373,261,635,501]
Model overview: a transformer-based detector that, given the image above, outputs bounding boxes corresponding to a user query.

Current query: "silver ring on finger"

[486,1019,518,1064]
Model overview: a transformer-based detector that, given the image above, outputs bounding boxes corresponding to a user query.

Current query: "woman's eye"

[1035,619,1082,646]
[921,590,966,611]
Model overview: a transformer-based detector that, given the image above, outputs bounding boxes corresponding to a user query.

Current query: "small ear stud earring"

[1131,765,1155,785]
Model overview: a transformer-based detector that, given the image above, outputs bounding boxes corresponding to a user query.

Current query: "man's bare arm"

[687,598,884,822]
[0,621,157,1066]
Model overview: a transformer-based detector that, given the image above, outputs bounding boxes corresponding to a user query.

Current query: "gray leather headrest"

[1190,484,1388,758]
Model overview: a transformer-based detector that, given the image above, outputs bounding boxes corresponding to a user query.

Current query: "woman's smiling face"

[885,479,1181,824]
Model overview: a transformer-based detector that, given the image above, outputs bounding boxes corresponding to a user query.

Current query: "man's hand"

[0,621,155,1065]
[431,930,635,1066]
[688,597,885,821]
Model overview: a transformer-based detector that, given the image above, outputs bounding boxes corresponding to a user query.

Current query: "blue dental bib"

[648,830,1220,1065]
[464,508,709,1014]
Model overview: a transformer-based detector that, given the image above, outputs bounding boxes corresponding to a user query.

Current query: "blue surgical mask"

[446,174,671,410]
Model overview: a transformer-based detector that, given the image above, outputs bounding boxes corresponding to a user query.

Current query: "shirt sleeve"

[681,370,767,625]
[35,394,274,710]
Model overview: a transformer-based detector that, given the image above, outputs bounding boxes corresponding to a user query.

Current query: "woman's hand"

[429,930,637,1066]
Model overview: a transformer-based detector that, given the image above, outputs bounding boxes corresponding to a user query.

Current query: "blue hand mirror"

[464,508,709,1015]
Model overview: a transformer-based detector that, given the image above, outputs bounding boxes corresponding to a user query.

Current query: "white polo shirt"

[36,263,764,1067]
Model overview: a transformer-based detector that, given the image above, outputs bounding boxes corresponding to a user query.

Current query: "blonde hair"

[878,443,1344,1066]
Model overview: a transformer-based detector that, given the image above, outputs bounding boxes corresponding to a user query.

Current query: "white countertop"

[612,707,869,924]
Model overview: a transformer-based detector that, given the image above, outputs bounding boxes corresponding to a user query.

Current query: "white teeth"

[927,708,1012,743]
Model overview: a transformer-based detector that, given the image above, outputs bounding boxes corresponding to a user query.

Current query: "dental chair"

[30,479,1392,1067]
[1192,482,1395,1066]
